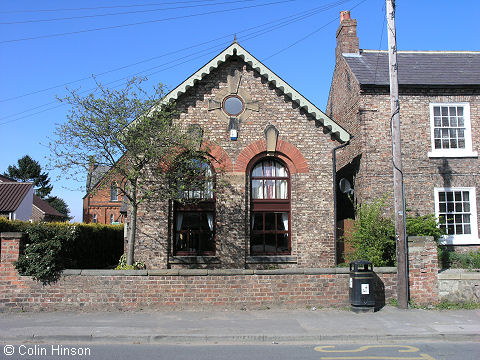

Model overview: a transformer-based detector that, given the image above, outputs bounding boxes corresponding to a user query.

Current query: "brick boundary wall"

[0,233,446,311]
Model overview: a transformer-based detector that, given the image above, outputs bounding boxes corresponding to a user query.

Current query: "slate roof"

[147,42,350,142]
[33,195,65,218]
[343,50,480,86]
[0,182,33,212]
[86,165,111,192]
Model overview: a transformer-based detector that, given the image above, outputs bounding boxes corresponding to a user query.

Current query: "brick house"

[83,163,125,224]
[328,11,480,251]
[125,41,350,269]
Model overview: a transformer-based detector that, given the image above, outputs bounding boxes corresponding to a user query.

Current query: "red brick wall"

[4,232,447,311]
[83,176,124,224]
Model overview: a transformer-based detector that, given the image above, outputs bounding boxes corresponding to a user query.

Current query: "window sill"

[170,256,220,264]
[438,236,480,246]
[247,256,297,264]
[428,150,478,158]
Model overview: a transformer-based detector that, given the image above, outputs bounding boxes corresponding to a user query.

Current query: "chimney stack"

[336,10,359,60]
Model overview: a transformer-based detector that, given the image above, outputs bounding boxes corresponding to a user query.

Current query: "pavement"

[0,306,479,344]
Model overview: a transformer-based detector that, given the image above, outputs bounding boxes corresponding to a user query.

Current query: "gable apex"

[155,42,350,143]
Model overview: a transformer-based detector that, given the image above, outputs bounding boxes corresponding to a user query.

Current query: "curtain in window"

[176,213,183,231]
[281,212,289,231]
[207,213,214,231]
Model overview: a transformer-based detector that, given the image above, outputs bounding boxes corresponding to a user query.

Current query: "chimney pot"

[340,11,351,23]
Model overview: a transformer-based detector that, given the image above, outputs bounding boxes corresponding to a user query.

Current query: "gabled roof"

[86,164,111,192]
[155,42,350,142]
[343,50,480,86]
[0,174,14,182]
[0,182,33,212]
[33,195,65,218]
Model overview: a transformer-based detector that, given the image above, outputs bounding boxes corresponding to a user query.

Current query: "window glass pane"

[434,139,441,149]
[276,180,288,199]
[456,225,463,234]
[446,192,454,201]
[276,212,289,231]
[463,214,470,224]
[450,116,457,127]
[277,234,289,252]
[434,116,441,127]
[458,116,464,127]
[251,234,264,254]
[264,160,274,177]
[183,213,200,230]
[265,212,275,230]
[447,203,454,212]
[464,224,471,234]
[175,233,187,252]
[449,107,456,116]
[433,106,440,116]
[265,234,276,253]
[463,191,469,201]
[252,180,263,199]
[252,213,263,231]
[252,163,263,177]
[441,107,448,116]
[264,180,275,199]
[439,192,446,201]
[457,107,463,116]
[223,96,243,116]
[200,232,214,252]
[439,203,446,212]
[442,117,449,127]
[275,162,287,177]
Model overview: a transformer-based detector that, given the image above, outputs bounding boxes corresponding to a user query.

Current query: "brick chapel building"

[122,41,351,269]
[328,11,480,251]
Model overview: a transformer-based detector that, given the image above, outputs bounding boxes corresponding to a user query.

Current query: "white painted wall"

[13,186,33,221]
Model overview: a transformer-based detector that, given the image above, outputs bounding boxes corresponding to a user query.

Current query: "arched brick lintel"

[201,141,233,172]
[234,139,309,174]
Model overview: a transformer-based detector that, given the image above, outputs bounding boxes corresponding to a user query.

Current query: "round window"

[223,95,244,116]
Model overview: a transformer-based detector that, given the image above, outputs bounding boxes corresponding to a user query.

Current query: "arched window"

[110,214,114,224]
[110,182,118,201]
[174,158,215,256]
[250,158,290,255]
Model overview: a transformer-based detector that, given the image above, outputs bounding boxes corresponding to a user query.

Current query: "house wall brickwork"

[133,57,341,269]
[83,179,124,224]
[328,14,480,249]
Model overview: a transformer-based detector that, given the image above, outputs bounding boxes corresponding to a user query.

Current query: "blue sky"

[1,0,478,222]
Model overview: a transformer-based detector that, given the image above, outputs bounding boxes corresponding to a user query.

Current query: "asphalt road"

[1,343,479,360]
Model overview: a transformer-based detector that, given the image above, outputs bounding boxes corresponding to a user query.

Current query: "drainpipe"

[332,138,351,266]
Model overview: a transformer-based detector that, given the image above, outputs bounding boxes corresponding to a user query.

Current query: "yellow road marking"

[314,345,420,353]
[318,355,435,360]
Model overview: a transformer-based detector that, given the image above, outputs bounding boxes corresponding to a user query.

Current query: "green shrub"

[439,250,480,269]
[346,198,445,267]
[346,197,396,266]
[406,213,444,242]
[115,253,146,270]
[1,218,124,283]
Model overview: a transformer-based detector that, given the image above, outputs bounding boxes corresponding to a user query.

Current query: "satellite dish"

[338,178,353,195]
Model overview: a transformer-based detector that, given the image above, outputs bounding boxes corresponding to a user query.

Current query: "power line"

[0,0,226,14]
[263,0,368,61]
[1,2,343,103]
[0,0,260,25]
[0,0,355,125]
[0,0,298,44]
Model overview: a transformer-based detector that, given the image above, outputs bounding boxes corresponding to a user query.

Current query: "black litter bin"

[349,260,375,310]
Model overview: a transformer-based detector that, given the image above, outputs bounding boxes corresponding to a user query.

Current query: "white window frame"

[428,102,477,158]
[434,187,479,245]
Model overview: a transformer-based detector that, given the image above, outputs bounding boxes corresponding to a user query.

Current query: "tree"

[46,196,72,220]
[50,77,206,265]
[4,155,53,198]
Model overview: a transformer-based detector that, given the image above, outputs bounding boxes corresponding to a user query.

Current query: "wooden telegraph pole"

[386,0,409,309]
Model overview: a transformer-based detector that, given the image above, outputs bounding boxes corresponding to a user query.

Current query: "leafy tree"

[4,155,53,198]
[50,77,206,265]
[46,196,71,220]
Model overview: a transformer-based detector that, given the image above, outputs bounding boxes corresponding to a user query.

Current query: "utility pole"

[386,0,408,309]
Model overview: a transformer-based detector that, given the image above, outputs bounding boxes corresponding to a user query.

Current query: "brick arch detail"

[234,139,309,174]
[201,141,233,172]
